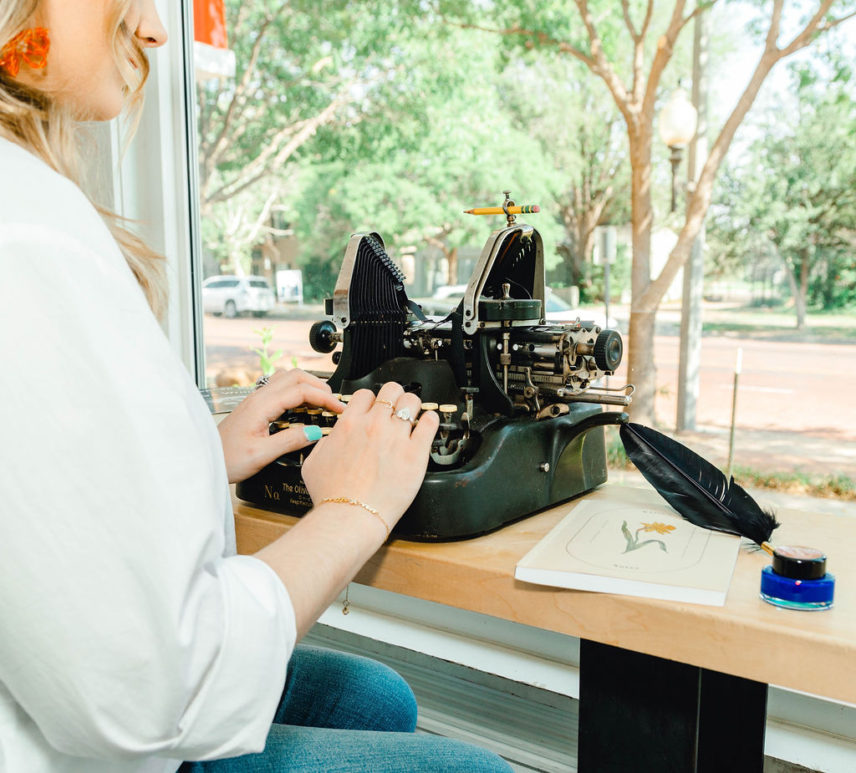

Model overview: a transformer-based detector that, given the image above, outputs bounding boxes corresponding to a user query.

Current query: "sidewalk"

[610,425,856,518]
[669,425,856,480]
[609,468,856,518]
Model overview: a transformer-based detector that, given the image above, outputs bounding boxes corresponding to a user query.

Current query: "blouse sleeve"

[0,224,297,761]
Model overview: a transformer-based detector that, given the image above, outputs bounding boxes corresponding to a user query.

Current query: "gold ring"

[374,398,396,411]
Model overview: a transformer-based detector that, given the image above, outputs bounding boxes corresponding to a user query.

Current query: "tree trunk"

[627,129,657,425]
[796,252,810,330]
[447,246,459,286]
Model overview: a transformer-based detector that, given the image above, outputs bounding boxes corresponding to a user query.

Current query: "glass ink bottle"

[760,545,834,611]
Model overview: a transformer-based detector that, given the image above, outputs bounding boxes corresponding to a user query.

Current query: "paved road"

[202,312,856,478]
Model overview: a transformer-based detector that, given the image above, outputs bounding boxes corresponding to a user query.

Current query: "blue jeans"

[178,645,512,772]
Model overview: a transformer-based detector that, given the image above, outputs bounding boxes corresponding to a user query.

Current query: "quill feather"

[619,422,779,546]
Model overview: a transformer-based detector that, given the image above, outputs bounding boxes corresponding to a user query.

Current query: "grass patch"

[731,466,856,501]
[606,432,632,470]
[701,321,856,341]
[605,433,856,501]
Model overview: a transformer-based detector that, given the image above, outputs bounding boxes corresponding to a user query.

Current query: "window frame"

[115,0,205,384]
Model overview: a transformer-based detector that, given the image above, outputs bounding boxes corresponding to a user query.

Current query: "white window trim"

[113,0,204,383]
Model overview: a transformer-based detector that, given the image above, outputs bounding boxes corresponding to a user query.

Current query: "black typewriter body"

[236,219,632,540]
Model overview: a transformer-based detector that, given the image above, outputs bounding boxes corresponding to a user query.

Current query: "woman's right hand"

[301,383,439,534]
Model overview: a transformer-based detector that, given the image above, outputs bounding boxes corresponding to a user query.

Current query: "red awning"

[194,0,228,49]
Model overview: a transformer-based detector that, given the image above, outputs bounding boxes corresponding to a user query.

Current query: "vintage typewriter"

[236,195,633,540]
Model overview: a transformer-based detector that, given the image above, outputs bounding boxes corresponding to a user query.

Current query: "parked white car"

[421,285,617,328]
[201,275,275,318]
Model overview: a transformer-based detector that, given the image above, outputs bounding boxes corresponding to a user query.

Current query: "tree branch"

[573,0,634,121]
[622,0,641,43]
[639,0,849,311]
[778,0,841,57]
[444,18,596,70]
[205,4,290,184]
[205,93,349,205]
[639,0,655,40]
[676,0,720,39]
[640,0,687,122]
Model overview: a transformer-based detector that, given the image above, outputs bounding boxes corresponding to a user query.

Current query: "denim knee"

[278,645,417,732]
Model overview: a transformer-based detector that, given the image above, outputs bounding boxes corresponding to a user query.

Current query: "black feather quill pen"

[619,422,780,553]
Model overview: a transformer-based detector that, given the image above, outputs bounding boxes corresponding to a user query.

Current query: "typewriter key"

[439,404,457,414]
[421,402,439,411]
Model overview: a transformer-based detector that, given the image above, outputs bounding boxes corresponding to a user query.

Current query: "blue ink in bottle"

[760,545,834,611]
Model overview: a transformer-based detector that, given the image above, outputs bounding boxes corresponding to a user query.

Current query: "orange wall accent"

[194,0,228,49]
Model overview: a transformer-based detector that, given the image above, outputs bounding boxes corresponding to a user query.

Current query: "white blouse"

[0,137,297,772]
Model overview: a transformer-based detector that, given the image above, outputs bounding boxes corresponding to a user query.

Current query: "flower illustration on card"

[621,521,675,553]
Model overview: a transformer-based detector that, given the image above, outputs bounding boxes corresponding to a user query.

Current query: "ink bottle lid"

[760,545,834,611]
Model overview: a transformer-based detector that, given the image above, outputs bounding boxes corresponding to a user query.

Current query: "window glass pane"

[189,0,556,389]
[187,2,856,497]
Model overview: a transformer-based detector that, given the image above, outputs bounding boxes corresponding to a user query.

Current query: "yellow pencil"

[463,204,540,215]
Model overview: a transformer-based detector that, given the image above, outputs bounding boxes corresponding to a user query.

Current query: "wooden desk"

[234,485,856,772]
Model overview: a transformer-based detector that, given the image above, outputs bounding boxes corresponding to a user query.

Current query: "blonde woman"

[0,2,510,771]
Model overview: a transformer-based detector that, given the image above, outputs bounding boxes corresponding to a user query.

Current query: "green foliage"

[251,327,283,376]
[300,253,340,302]
[291,24,564,280]
[606,430,632,470]
[499,53,630,286]
[197,0,423,270]
[709,53,856,316]
[810,253,856,309]
[731,466,856,502]
[587,244,632,304]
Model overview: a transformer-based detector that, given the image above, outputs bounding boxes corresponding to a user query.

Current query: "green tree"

[432,0,856,423]
[196,0,415,272]
[709,58,856,326]
[499,55,630,300]
[290,24,560,295]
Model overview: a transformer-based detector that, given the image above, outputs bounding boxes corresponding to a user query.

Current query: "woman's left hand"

[217,369,344,483]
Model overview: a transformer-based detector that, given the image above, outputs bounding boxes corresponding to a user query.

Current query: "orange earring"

[0,27,50,77]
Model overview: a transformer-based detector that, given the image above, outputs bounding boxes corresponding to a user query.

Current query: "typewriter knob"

[593,329,623,372]
[309,320,339,353]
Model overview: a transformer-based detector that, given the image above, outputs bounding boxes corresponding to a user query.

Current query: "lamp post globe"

[659,88,699,211]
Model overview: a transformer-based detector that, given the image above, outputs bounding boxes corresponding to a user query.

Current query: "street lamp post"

[657,87,698,212]
[658,12,708,435]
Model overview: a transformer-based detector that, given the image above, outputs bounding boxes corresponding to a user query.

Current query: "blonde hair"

[0,0,167,318]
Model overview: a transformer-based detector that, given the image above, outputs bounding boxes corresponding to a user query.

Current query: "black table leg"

[578,639,768,772]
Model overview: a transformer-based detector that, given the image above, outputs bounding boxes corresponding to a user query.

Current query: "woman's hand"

[302,383,439,534]
[253,382,438,637]
[217,369,344,484]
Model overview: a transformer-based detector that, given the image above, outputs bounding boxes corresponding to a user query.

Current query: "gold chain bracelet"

[318,497,390,539]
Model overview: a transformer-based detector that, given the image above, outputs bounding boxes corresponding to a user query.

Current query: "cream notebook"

[515,498,741,606]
